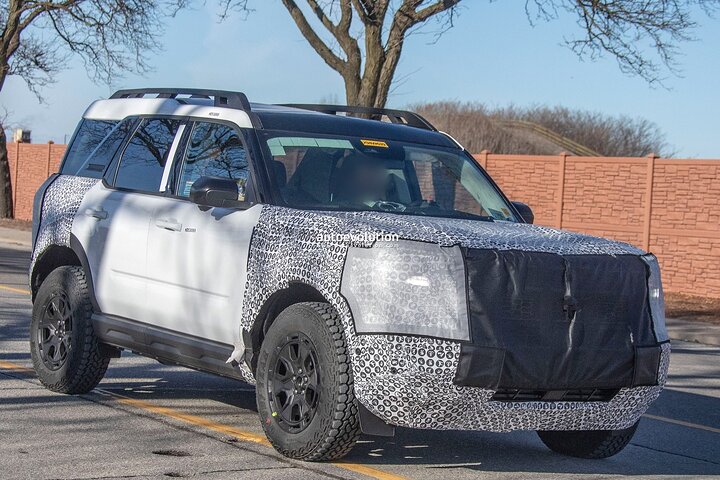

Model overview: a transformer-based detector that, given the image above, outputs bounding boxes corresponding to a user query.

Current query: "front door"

[145,121,261,345]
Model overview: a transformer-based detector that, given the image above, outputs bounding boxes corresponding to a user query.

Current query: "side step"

[92,313,246,381]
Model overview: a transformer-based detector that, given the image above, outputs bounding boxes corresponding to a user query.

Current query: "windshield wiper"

[448,210,495,222]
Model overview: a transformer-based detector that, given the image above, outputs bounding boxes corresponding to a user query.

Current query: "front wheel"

[255,302,360,461]
[30,266,111,394]
[537,420,639,459]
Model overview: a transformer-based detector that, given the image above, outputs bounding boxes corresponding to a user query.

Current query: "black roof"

[110,88,459,150]
[253,106,458,149]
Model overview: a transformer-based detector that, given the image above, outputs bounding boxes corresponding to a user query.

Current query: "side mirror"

[511,201,534,224]
[189,176,243,208]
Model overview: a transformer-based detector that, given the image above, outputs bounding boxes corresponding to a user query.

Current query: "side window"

[80,119,137,177]
[177,122,249,200]
[61,119,119,176]
[115,118,181,192]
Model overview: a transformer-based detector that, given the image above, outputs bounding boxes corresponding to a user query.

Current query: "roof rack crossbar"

[281,104,437,131]
[110,88,252,112]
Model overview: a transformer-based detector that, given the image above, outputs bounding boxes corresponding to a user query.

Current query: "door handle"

[84,208,108,220]
[155,218,182,232]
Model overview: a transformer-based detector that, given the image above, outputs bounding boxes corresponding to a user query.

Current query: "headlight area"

[641,254,670,342]
[341,240,470,341]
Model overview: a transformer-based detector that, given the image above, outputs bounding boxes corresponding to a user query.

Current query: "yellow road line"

[109,393,271,446]
[643,413,720,434]
[332,462,406,480]
[0,284,31,295]
[0,360,405,480]
[0,360,34,374]
[108,392,406,480]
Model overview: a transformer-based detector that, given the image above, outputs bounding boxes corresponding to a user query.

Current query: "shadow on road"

[49,357,719,477]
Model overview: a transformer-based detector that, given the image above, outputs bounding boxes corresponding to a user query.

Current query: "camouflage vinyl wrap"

[30,176,100,281]
[240,205,669,431]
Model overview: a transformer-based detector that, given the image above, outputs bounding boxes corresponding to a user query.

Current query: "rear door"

[145,121,261,344]
[74,117,184,320]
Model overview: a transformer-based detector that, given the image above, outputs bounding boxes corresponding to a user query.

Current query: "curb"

[666,318,720,347]
[0,237,31,250]
[0,226,32,250]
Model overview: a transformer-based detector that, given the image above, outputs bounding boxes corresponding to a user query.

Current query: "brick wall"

[477,152,720,299]
[6,142,720,298]
[7,142,65,221]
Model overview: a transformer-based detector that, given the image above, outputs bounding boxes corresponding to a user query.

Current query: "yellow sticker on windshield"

[360,139,389,148]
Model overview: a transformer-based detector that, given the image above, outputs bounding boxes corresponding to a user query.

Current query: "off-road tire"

[537,420,639,459]
[30,266,110,394]
[256,302,360,461]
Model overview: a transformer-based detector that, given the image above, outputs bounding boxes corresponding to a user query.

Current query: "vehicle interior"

[263,135,517,221]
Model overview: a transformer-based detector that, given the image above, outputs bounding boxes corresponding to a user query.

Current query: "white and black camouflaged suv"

[30,88,669,461]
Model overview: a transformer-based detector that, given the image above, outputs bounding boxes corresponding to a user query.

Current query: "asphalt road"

[1,244,719,480]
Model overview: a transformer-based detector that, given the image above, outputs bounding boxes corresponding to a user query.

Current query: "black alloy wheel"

[256,302,360,461]
[36,291,73,371]
[268,332,321,433]
[30,266,112,394]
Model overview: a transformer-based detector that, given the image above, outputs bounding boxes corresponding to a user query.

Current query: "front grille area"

[492,388,620,403]
[456,249,658,391]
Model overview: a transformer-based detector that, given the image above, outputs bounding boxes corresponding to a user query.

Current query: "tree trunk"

[0,123,13,219]
[349,62,394,109]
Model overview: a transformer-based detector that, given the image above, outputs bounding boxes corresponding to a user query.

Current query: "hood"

[289,207,644,256]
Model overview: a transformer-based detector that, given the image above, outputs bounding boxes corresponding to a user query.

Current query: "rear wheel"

[537,421,639,459]
[256,302,360,461]
[30,266,111,394]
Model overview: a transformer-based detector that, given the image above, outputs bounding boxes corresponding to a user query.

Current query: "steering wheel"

[372,200,407,212]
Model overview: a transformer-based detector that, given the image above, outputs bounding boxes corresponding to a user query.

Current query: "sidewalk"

[0,227,717,346]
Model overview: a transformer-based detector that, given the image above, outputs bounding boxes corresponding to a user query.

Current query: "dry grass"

[666,292,720,325]
[0,218,32,231]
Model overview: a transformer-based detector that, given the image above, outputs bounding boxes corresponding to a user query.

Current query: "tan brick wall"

[483,155,560,225]
[649,160,720,297]
[6,143,720,297]
[7,142,64,221]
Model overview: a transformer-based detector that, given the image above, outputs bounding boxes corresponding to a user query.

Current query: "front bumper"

[351,335,669,432]
[341,242,670,431]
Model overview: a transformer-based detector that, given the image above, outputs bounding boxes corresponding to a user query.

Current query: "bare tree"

[412,102,545,154]
[0,0,181,218]
[528,0,719,85]
[277,0,462,107]
[493,105,673,157]
[413,101,672,157]
[217,0,718,108]
[218,1,463,106]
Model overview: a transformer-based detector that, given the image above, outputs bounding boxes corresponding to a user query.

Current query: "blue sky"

[1,2,718,157]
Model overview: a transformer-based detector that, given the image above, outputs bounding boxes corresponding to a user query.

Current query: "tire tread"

[259,302,360,461]
[537,421,639,459]
[32,266,110,394]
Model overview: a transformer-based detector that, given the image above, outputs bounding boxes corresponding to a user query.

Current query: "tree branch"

[280,0,348,75]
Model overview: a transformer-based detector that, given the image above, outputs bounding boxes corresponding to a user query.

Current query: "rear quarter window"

[61,119,135,178]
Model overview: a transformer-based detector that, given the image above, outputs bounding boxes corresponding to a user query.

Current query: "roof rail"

[110,88,252,111]
[281,104,437,131]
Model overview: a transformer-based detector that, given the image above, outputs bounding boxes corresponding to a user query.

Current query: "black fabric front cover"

[456,249,659,390]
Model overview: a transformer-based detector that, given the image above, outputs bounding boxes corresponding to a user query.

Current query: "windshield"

[261,132,518,222]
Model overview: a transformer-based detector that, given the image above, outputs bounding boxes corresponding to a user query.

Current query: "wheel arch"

[31,235,98,312]
[247,281,328,373]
